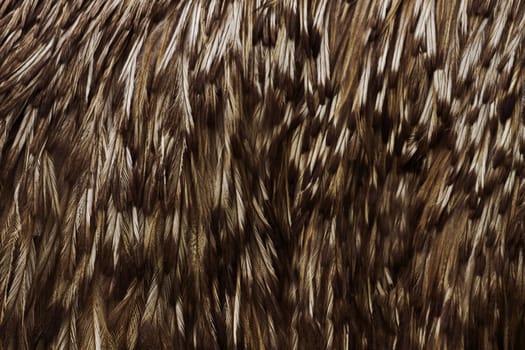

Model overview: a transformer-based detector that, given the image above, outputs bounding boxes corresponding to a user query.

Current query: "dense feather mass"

[1,0,525,348]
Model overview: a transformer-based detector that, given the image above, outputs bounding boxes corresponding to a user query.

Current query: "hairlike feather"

[0,0,525,349]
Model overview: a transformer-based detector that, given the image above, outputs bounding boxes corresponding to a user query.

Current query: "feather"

[1,0,525,348]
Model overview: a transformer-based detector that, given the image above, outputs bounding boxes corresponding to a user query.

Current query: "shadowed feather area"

[1,0,525,349]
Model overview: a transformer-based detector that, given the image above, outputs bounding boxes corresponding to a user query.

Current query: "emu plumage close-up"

[1,0,525,349]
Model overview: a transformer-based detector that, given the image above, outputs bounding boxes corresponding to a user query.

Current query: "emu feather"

[1,0,525,349]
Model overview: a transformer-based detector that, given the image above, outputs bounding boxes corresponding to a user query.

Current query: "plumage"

[1,0,525,349]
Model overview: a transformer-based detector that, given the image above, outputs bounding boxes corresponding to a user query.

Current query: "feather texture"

[1,0,525,349]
